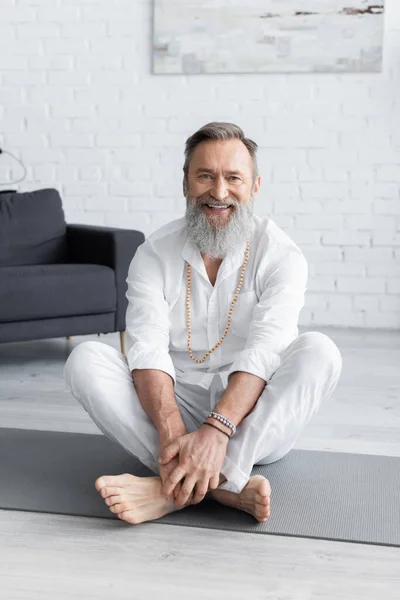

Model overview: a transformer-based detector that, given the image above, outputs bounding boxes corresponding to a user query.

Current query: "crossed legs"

[63,331,342,524]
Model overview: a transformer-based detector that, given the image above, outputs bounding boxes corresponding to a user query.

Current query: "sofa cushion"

[0,264,117,323]
[0,188,67,267]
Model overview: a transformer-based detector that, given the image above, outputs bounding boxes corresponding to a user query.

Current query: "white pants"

[63,332,342,493]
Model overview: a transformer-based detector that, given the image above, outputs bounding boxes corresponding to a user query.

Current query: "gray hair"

[183,121,259,182]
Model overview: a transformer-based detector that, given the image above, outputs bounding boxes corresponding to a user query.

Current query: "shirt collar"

[181,234,208,280]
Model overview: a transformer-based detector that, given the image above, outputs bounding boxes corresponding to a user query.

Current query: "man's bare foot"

[95,473,185,525]
[210,475,271,523]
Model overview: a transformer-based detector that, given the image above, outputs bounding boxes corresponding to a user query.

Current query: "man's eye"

[199,174,211,180]
[229,176,241,182]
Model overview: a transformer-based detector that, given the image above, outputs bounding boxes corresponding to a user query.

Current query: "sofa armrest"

[66,224,145,332]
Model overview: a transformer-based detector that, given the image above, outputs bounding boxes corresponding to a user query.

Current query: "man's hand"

[158,425,229,506]
[158,429,189,503]
[158,455,180,497]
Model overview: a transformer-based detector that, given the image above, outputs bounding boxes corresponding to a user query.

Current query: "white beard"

[185,194,254,259]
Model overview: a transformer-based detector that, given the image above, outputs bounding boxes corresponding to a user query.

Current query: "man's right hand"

[158,433,194,504]
[158,454,180,497]
[158,429,187,498]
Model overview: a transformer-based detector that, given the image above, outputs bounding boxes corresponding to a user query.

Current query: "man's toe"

[256,493,270,506]
[95,477,106,491]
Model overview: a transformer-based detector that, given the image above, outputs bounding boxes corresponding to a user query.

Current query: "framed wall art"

[153,1,385,74]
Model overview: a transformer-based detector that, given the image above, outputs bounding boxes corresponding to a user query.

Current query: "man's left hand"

[158,425,229,506]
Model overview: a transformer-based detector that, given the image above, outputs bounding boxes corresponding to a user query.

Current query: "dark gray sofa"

[0,188,145,349]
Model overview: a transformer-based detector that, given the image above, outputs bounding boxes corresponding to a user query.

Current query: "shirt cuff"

[227,348,281,383]
[126,344,176,384]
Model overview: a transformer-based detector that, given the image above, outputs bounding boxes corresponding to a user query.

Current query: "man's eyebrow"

[195,168,214,174]
[195,168,244,176]
[226,170,244,176]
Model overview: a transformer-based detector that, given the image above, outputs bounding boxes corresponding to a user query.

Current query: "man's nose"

[210,176,229,200]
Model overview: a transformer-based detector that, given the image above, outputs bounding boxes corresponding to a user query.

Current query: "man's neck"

[201,253,224,287]
[201,253,224,269]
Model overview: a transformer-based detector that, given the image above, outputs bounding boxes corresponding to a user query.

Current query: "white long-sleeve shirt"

[125,214,308,390]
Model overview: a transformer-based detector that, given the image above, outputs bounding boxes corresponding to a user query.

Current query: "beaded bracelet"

[208,411,236,436]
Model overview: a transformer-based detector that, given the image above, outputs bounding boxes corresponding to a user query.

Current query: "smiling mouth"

[204,204,231,210]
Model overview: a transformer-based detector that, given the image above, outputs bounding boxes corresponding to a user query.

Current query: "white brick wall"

[1,0,400,329]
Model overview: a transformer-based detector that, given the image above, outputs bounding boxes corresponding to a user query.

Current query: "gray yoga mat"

[1,427,399,547]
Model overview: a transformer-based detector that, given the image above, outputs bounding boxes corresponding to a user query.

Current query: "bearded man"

[64,122,342,525]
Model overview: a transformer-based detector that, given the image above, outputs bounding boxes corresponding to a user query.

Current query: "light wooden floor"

[0,327,399,599]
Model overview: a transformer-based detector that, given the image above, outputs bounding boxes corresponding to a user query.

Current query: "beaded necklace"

[186,241,250,364]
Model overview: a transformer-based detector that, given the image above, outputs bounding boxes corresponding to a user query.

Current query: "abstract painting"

[153,1,384,74]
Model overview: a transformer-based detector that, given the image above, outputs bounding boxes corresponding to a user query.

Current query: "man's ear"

[253,175,261,195]
[182,176,188,197]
